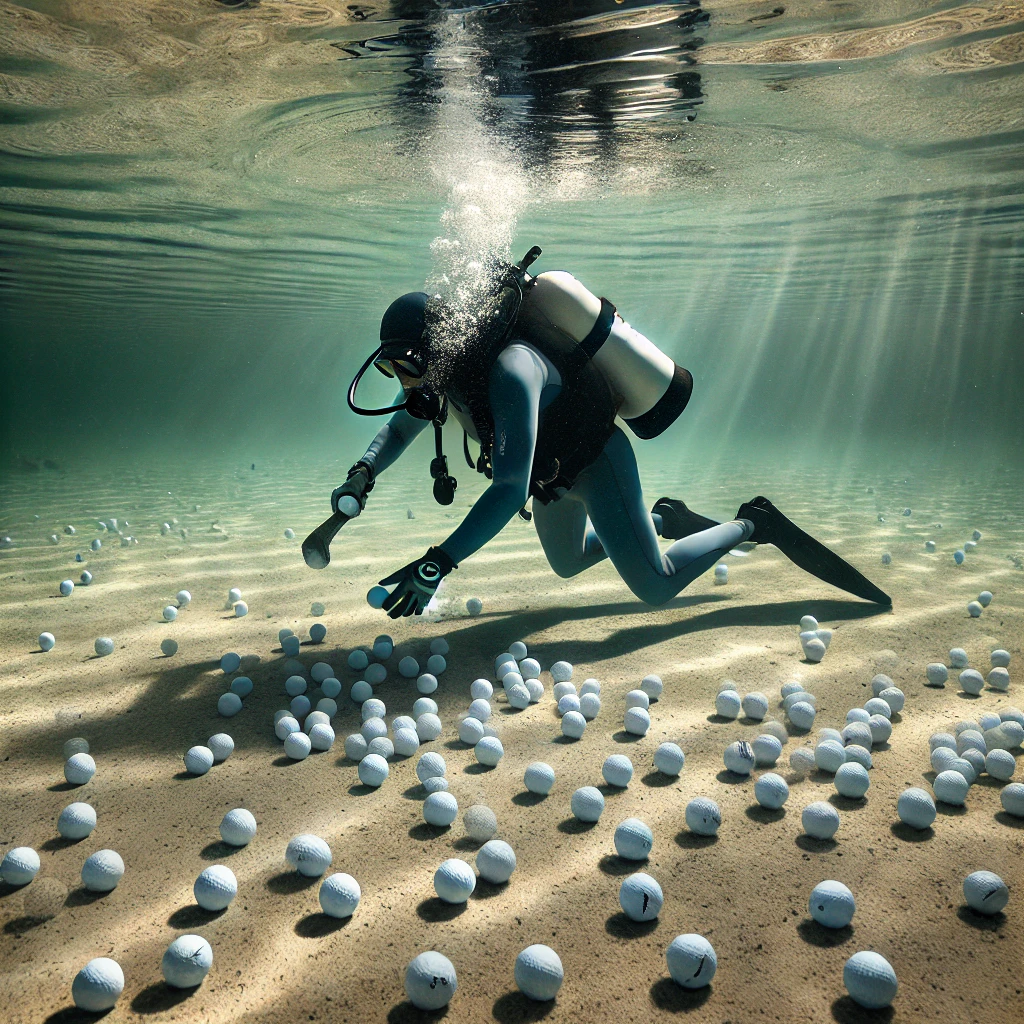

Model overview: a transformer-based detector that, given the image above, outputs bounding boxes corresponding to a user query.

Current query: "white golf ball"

[967,600,983,618]
[219,808,256,847]
[357,753,389,787]
[519,658,541,680]
[550,660,573,683]
[666,934,717,989]
[723,740,755,776]
[868,715,892,745]
[234,601,248,617]
[625,689,650,711]
[579,692,601,719]
[464,805,498,842]
[640,675,663,701]
[788,701,817,731]
[413,696,437,718]
[803,638,826,662]
[552,681,576,701]
[208,733,234,762]
[405,951,457,1010]
[218,692,243,718]
[423,776,449,794]
[38,632,55,652]
[843,951,897,1009]
[194,864,237,911]
[94,637,114,657]
[782,680,806,698]
[930,747,958,774]
[434,858,475,903]
[619,871,663,922]
[361,698,386,721]
[654,742,685,776]
[603,755,634,788]
[72,957,124,1011]
[317,872,360,918]
[800,615,818,631]
[809,879,855,929]
[896,788,936,830]
[524,762,555,795]
[309,624,327,647]
[424,792,459,827]
[988,667,1010,692]
[846,708,870,725]
[985,749,1015,781]
[614,817,653,860]
[845,745,873,770]
[714,563,728,583]
[457,717,484,746]
[285,834,332,877]
[715,690,741,719]
[475,736,503,766]
[991,649,1011,669]
[624,706,650,736]
[802,801,840,840]
[841,722,873,750]
[64,753,96,785]
[321,677,342,699]
[162,605,178,622]
[864,697,891,719]
[315,697,337,718]
[470,678,493,700]
[426,654,447,676]
[789,747,817,775]
[416,713,443,743]
[685,798,721,836]
[366,663,387,685]
[933,770,969,805]
[879,687,905,714]
[59,579,74,597]
[926,663,949,687]
[58,802,97,840]
[284,731,312,760]
[416,751,446,782]
[416,672,438,695]
[515,944,563,1001]
[309,724,335,751]
[752,734,783,767]
[393,727,419,757]
[162,935,213,988]
[508,682,531,709]
[281,635,301,657]
[0,847,40,886]
[754,773,790,809]
[361,718,388,743]
[1000,783,1024,816]
[561,710,586,739]
[476,839,516,883]
[398,656,419,678]
[571,786,604,822]
[963,870,1009,914]
[81,849,124,891]
[466,597,483,615]
[742,692,769,720]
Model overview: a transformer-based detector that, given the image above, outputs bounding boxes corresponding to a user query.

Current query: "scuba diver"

[303,247,890,618]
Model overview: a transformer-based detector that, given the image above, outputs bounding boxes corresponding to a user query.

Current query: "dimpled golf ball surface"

[963,871,1009,914]
[618,871,663,922]
[434,859,476,903]
[755,773,790,809]
[715,690,741,718]
[724,741,755,776]
[394,727,420,757]
[194,865,237,910]
[58,802,97,840]
[654,742,685,776]
[208,733,234,762]
[162,935,213,988]
[561,710,587,739]
[317,872,361,918]
[809,880,855,928]
[38,632,55,652]
[844,951,897,1009]
[286,835,331,876]
[458,718,484,746]
[803,802,840,839]
[514,944,564,1001]
[985,749,1016,780]
[897,789,936,830]
[94,637,114,657]
[73,957,124,1011]
[464,805,498,842]
[742,692,769,720]
[624,706,650,736]
[685,798,721,835]
[424,792,458,827]
[405,951,457,1010]
[218,692,243,717]
[603,755,634,788]
[476,839,516,883]
[571,786,605,822]
[417,752,446,781]
[753,734,783,766]
[64,753,96,785]
[614,818,653,860]
[220,809,257,846]
[666,934,717,989]
[358,754,389,787]
[1,847,40,886]
[835,762,870,798]
[788,701,817,730]
[284,731,312,759]
[475,736,504,766]
[934,770,969,805]
[525,762,555,795]
[1001,784,1024,816]
[82,850,124,891]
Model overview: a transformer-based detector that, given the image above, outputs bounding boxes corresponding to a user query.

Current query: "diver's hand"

[331,462,375,516]
[379,546,457,618]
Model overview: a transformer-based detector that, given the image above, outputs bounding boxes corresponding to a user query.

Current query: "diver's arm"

[357,406,430,478]
[438,346,542,565]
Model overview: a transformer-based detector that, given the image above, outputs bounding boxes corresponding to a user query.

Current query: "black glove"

[379,546,457,618]
[331,461,375,516]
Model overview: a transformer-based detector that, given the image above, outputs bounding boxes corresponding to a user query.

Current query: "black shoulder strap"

[578,298,616,360]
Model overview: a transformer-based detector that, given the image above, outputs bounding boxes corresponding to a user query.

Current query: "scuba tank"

[517,271,693,440]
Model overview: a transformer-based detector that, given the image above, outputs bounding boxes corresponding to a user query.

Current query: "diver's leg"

[571,429,752,605]
[532,488,608,578]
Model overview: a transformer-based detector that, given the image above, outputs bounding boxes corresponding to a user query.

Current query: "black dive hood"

[346,246,542,422]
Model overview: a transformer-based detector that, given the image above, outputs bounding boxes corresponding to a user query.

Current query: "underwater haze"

[1,0,1022,472]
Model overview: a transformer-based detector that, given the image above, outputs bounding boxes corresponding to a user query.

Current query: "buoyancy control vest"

[424,248,693,504]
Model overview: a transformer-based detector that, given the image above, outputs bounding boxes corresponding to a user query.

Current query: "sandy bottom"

[0,455,1021,1024]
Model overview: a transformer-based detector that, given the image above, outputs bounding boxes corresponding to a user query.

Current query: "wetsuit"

[356,341,752,606]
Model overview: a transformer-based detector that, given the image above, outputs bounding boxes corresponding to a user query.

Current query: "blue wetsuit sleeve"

[439,346,542,565]
[358,394,429,477]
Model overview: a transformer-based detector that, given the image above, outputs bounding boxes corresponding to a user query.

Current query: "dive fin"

[736,496,891,606]
[652,497,720,539]
[302,511,348,570]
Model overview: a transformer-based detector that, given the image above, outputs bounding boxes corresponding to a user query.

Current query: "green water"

[1,0,1023,472]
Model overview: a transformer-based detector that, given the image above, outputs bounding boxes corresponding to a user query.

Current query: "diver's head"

[375,292,430,383]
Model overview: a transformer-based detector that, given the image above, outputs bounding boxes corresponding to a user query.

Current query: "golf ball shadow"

[956,904,1006,931]
[649,977,712,1012]
[889,822,934,844]
[264,871,318,895]
[674,830,718,850]
[511,790,547,807]
[795,835,837,853]
[294,912,351,938]
[491,990,558,1024]
[796,917,854,948]
[830,995,894,1024]
[715,770,750,786]
[557,817,598,835]
[606,911,659,939]
[745,805,786,824]
[167,904,225,929]
[131,982,194,1015]
[416,897,467,923]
